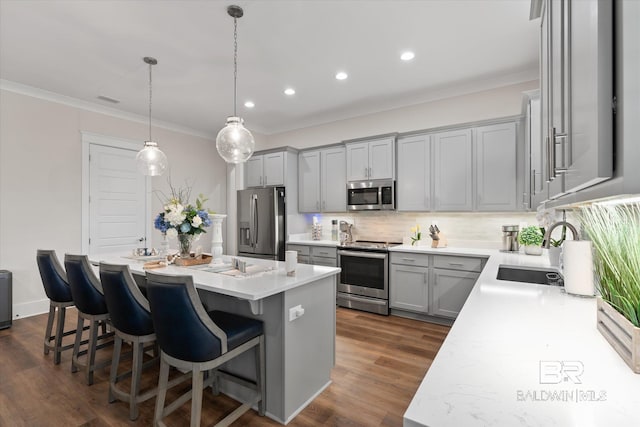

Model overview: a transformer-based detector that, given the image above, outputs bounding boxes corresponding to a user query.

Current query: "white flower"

[166,228,178,239]
[165,207,186,227]
[191,215,202,228]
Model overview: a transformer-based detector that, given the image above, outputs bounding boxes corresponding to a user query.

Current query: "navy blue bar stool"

[145,271,266,427]
[100,262,159,420]
[36,250,86,364]
[64,254,114,385]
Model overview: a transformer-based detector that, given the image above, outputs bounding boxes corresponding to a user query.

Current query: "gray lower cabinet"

[390,252,485,320]
[286,244,336,267]
[431,268,479,319]
[389,263,429,313]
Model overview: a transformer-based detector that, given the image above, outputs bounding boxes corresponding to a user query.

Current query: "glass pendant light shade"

[216,116,255,164]
[136,56,168,176]
[136,141,168,176]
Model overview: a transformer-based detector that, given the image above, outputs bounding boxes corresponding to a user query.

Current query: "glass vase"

[178,234,194,258]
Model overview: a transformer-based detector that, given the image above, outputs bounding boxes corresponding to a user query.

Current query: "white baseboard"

[13,299,49,320]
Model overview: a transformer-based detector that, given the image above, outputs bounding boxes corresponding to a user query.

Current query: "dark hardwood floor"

[0,308,449,426]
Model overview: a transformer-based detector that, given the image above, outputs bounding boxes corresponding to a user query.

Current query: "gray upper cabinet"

[298,151,321,212]
[246,151,285,187]
[298,146,346,213]
[397,134,431,211]
[346,137,395,181]
[433,129,473,211]
[475,122,517,211]
[538,0,613,200]
[321,147,347,212]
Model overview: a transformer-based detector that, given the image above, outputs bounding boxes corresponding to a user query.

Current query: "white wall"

[263,80,538,149]
[0,89,227,318]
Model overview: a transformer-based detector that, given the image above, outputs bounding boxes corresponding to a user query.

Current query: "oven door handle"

[338,250,387,260]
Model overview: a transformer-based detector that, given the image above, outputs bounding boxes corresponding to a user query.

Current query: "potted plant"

[580,203,640,373]
[547,225,566,267]
[518,226,544,255]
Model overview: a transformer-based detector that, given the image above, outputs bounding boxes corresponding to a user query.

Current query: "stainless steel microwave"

[347,179,395,211]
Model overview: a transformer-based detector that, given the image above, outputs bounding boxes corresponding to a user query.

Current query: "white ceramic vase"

[524,245,543,256]
[548,246,562,266]
[210,214,227,264]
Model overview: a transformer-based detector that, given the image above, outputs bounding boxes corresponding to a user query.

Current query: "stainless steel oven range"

[337,240,400,315]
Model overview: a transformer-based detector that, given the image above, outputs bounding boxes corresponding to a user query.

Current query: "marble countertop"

[91,254,340,301]
[403,250,640,427]
[287,234,340,247]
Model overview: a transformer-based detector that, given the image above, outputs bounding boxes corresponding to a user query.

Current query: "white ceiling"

[0,0,539,137]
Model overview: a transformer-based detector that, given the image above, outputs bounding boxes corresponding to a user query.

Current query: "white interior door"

[88,143,147,255]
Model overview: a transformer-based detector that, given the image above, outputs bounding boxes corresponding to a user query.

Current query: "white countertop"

[91,254,340,301]
[390,244,494,257]
[404,249,640,427]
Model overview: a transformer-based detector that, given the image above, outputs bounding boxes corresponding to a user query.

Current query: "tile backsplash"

[301,211,547,249]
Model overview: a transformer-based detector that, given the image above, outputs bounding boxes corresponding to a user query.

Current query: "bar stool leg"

[190,369,204,427]
[257,335,266,416]
[154,356,170,426]
[109,335,123,403]
[86,318,99,385]
[130,341,144,420]
[71,316,84,373]
[53,306,66,365]
[43,304,55,355]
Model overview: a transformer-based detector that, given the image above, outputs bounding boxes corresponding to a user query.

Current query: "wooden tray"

[174,254,212,267]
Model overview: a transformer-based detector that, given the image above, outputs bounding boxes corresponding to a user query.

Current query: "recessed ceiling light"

[244,101,255,108]
[284,88,296,96]
[400,51,415,61]
[335,71,348,80]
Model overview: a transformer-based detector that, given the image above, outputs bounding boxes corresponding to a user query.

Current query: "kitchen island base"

[198,274,336,424]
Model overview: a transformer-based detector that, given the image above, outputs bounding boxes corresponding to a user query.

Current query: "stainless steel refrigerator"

[237,187,286,261]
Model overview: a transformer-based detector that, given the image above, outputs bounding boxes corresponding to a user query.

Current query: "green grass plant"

[580,203,640,327]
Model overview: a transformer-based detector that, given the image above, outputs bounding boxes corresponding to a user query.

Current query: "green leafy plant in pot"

[580,202,640,372]
[518,226,544,256]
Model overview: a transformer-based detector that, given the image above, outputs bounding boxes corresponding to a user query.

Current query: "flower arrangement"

[154,184,213,256]
[410,225,421,246]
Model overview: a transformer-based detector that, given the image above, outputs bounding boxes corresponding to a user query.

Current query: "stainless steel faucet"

[543,221,579,248]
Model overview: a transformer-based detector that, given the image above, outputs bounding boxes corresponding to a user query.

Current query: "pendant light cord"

[233,15,238,117]
[148,61,153,141]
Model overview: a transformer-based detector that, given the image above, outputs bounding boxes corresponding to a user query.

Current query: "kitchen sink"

[496,265,563,286]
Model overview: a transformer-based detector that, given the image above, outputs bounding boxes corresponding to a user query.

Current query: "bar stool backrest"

[100,263,154,336]
[145,272,228,363]
[64,254,107,316]
[36,250,72,303]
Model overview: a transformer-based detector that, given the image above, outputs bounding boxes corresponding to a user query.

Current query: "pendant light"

[216,5,255,164]
[136,56,168,176]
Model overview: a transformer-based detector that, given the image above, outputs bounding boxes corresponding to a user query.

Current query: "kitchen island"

[402,249,640,426]
[90,254,340,425]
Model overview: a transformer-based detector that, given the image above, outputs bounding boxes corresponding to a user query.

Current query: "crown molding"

[0,79,214,140]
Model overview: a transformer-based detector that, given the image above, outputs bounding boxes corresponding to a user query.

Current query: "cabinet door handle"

[364,167,368,178]
[316,201,320,210]
[368,167,372,178]
[402,258,416,262]
[318,251,329,255]
[323,200,326,209]
[259,175,262,185]
[424,272,428,284]
[264,175,268,185]
[448,262,465,267]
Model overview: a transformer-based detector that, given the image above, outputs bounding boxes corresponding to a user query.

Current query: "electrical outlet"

[288,304,305,322]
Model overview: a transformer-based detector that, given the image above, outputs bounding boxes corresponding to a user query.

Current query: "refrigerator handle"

[249,195,255,248]
[252,194,259,247]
